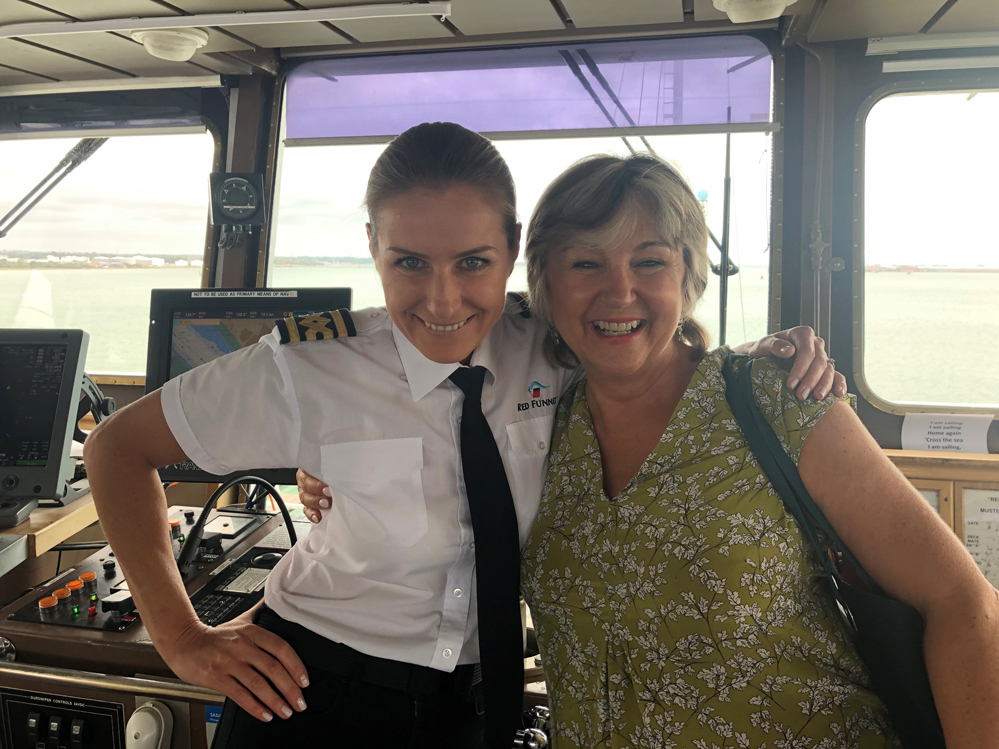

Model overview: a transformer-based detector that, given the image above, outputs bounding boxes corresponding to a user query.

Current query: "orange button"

[67,580,84,592]
[38,597,57,610]
[79,572,97,583]
[169,519,181,528]
[52,588,70,600]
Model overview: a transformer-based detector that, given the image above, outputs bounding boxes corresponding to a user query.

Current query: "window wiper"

[0,137,107,239]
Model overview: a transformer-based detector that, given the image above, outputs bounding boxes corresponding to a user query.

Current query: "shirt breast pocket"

[505,417,552,541]
[320,437,428,547]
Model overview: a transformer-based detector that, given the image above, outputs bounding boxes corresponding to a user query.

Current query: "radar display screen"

[0,344,67,468]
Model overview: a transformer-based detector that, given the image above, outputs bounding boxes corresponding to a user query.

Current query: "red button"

[87,606,97,617]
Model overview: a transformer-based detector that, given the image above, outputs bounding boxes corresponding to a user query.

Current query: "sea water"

[1,266,996,407]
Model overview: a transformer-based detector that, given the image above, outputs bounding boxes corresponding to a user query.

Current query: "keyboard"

[193,593,242,626]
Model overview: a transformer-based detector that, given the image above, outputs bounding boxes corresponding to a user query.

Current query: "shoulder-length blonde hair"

[525,153,710,368]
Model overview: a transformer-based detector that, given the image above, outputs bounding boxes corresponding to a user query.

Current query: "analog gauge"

[216,177,259,221]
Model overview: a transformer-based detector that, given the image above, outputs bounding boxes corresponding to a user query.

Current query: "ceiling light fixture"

[867,32,999,56]
[882,55,999,73]
[130,28,208,62]
[712,0,789,23]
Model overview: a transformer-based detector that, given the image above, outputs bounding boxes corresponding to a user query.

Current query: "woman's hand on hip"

[162,617,309,723]
[297,468,331,524]
[734,326,845,401]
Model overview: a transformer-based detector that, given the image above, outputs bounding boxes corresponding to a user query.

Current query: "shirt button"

[442,648,452,658]
[370,312,379,318]
[453,588,462,597]
[538,441,546,450]
[469,541,475,549]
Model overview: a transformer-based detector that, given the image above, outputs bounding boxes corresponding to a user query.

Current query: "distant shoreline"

[2,260,998,273]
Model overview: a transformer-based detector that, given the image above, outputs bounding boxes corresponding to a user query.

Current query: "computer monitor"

[145,288,352,484]
[0,329,89,501]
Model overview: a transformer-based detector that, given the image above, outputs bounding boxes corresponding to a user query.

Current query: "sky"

[0,91,996,268]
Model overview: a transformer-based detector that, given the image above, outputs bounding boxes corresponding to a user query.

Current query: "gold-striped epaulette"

[275,308,356,344]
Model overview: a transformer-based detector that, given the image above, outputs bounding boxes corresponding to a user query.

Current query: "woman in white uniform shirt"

[84,122,842,749]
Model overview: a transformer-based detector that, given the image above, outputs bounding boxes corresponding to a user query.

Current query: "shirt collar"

[391,318,500,401]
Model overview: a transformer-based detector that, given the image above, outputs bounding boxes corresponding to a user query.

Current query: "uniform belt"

[254,605,477,697]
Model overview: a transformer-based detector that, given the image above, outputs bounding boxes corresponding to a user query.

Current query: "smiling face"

[544,205,688,381]
[370,186,519,364]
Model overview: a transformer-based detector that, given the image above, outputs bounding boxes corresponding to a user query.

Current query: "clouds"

[1,133,213,257]
[273,131,776,266]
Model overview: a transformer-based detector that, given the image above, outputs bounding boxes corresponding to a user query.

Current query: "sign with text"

[963,488,999,587]
[900,413,992,453]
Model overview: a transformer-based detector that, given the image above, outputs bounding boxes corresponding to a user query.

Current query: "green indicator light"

[71,605,79,616]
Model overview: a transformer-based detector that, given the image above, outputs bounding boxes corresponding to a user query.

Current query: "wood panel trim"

[908,478,954,532]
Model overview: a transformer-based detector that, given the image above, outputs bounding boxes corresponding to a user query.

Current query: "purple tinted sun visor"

[284,35,773,144]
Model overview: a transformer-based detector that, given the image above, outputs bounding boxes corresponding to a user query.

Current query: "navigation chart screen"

[0,343,67,467]
[170,310,304,379]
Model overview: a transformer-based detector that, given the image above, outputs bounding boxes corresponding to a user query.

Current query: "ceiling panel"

[930,0,999,33]
[809,0,944,42]
[168,0,295,10]
[561,0,683,28]
[0,37,129,79]
[195,30,255,53]
[31,32,208,76]
[693,0,813,22]
[0,64,54,85]
[27,0,173,20]
[0,0,67,24]
[225,21,349,48]
[449,0,563,35]
[190,50,252,74]
[332,15,453,42]
[293,0,452,42]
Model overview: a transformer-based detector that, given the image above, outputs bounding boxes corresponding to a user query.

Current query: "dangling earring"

[676,319,684,340]
[550,326,561,345]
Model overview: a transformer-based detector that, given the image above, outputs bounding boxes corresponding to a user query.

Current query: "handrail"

[0,661,225,704]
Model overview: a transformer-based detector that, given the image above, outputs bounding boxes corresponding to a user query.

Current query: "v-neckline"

[576,348,724,503]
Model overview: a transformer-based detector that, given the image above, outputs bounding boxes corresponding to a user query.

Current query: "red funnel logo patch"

[528,381,549,398]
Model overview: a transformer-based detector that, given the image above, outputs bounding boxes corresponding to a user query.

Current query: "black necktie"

[449,366,523,749]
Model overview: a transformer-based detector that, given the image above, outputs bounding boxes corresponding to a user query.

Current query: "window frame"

[0,124,223,382]
[262,33,787,341]
[852,79,999,416]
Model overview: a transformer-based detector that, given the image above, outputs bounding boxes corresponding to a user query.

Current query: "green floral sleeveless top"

[522,350,897,748]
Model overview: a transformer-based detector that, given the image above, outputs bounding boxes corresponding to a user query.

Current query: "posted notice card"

[900,413,992,454]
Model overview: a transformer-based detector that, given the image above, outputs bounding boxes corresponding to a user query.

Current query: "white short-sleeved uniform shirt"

[161,296,577,671]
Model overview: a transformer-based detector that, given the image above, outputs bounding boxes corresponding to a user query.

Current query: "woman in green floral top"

[520,154,999,748]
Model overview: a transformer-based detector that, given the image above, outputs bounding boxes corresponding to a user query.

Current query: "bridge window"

[273,133,774,346]
[272,36,776,347]
[0,133,215,375]
[863,91,999,408]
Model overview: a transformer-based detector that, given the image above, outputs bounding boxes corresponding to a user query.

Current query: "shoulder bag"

[722,353,945,749]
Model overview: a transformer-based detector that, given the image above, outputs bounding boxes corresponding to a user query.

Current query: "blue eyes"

[394,256,490,271]
[398,257,424,270]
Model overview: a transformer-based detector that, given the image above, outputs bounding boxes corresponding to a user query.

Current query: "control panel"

[0,687,125,748]
[9,506,272,632]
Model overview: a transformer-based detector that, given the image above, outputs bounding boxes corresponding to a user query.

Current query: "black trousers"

[211,606,487,749]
